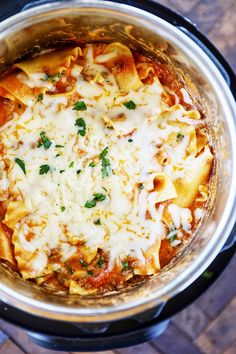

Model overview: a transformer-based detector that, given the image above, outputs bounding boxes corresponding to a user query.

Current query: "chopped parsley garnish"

[169,233,177,243]
[15,158,26,175]
[99,147,111,178]
[69,161,74,168]
[61,206,65,212]
[55,154,61,158]
[55,144,64,148]
[122,261,128,270]
[94,218,101,225]
[73,101,87,111]
[60,170,65,174]
[176,133,184,142]
[76,169,81,175]
[39,164,50,175]
[168,223,177,243]
[97,258,104,268]
[93,193,106,201]
[37,93,43,102]
[85,193,106,208]
[84,199,97,208]
[39,131,52,149]
[75,118,86,136]
[139,183,144,190]
[43,72,62,82]
[87,270,94,276]
[52,72,63,82]
[202,271,214,280]
[89,161,96,167]
[101,157,111,178]
[99,147,108,160]
[128,138,133,143]
[123,100,136,110]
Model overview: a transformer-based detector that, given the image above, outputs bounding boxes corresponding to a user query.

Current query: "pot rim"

[0,0,235,322]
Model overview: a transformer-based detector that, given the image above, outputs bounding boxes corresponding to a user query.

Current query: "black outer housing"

[0,0,235,351]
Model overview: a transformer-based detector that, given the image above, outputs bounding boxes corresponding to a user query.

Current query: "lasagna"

[0,43,213,295]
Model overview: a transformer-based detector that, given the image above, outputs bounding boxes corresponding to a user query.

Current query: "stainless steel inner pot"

[0,0,235,323]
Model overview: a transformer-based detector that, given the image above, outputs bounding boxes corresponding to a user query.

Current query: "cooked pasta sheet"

[0,43,213,294]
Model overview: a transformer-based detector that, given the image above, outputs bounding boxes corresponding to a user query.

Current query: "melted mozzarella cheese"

[0,47,203,278]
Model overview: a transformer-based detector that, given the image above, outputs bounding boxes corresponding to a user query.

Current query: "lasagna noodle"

[134,240,161,275]
[0,223,16,266]
[0,75,34,105]
[174,147,213,207]
[0,86,16,101]
[14,47,83,76]
[12,227,48,279]
[95,42,143,92]
[2,200,28,229]
[136,63,155,80]
[167,122,197,157]
[69,281,98,295]
[145,172,177,203]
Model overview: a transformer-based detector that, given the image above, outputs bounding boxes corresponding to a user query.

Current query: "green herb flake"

[37,93,43,102]
[87,270,94,276]
[202,271,214,280]
[52,72,63,82]
[15,158,26,175]
[69,161,74,168]
[75,118,86,136]
[84,199,97,208]
[122,261,128,270]
[123,100,136,110]
[167,223,177,243]
[73,101,87,111]
[176,133,184,142]
[97,258,104,268]
[85,193,106,208]
[39,131,52,150]
[55,144,64,148]
[99,147,108,160]
[101,158,111,178]
[139,183,144,190]
[94,218,101,225]
[77,169,81,175]
[93,193,106,202]
[39,164,50,175]
[89,161,96,167]
[55,153,61,158]
[128,138,133,143]
[99,147,111,178]
[169,233,177,243]
[61,206,65,212]
[60,170,65,174]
